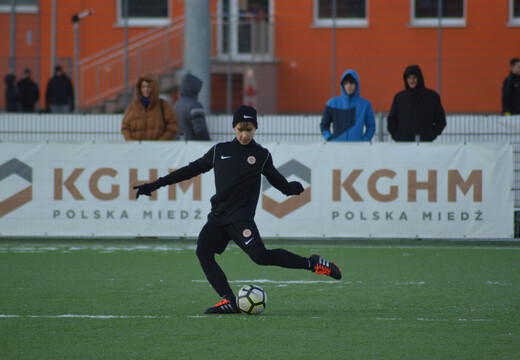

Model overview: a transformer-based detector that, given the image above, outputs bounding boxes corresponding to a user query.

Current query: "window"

[510,0,520,25]
[117,0,170,27]
[411,0,466,27]
[0,0,38,13]
[314,0,368,28]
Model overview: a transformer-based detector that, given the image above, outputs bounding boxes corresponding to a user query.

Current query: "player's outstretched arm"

[133,147,215,199]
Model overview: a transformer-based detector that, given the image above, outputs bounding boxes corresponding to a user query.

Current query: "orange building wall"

[2,1,518,113]
[275,0,517,113]
[1,1,184,109]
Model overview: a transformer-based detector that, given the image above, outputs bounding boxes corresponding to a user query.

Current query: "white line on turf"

[192,279,341,284]
[0,314,172,319]
[373,317,498,322]
[192,279,428,285]
[0,314,500,322]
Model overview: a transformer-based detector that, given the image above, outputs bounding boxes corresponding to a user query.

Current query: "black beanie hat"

[232,105,258,129]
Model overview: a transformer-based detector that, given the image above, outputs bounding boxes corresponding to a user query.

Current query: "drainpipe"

[9,0,16,74]
[72,9,94,112]
[184,0,211,112]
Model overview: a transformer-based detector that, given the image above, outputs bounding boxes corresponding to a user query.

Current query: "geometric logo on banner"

[261,159,311,219]
[0,158,33,218]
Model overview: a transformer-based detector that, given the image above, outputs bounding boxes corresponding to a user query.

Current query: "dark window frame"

[313,0,369,28]
[117,0,170,27]
[411,0,466,27]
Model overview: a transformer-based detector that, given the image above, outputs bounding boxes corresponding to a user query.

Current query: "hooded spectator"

[18,68,39,112]
[387,65,446,142]
[45,65,74,113]
[121,74,178,141]
[174,74,210,140]
[320,69,375,142]
[5,74,20,112]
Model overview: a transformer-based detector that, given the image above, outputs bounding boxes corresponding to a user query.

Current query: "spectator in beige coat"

[121,74,178,141]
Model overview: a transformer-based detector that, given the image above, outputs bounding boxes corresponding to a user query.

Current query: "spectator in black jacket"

[45,65,74,113]
[174,74,210,140]
[18,68,39,112]
[4,74,20,112]
[387,65,446,142]
[501,58,520,115]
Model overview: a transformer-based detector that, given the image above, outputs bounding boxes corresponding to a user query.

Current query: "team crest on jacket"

[247,156,256,165]
[242,229,252,238]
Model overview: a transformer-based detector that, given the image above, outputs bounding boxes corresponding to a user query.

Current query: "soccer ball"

[236,284,267,315]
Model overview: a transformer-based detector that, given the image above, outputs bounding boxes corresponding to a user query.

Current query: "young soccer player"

[134,105,342,314]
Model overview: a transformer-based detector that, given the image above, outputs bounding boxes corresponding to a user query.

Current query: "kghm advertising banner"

[0,142,513,239]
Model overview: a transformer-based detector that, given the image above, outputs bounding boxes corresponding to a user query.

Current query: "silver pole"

[72,10,93,113]
[9,0,16,74]
[184,0,211,112]
[74,20,79,112]
[437,0,442,95]
[37,0,41,96]
[331,0,337,98]
[123,0,129,109]
[51,0,56,73]
[227,12,232,113]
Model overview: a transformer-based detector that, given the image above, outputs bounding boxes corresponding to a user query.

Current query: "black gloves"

[285,181,304,196]
[133,181,160,199]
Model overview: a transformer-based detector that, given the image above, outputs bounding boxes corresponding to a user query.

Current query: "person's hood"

[5,74,15,85]
[340,70,360,97]
[403,65,426,93]
[180,74,203,97]
[136,74,160,104]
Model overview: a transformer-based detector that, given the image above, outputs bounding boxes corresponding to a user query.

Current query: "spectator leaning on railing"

[121,74,178,141]
[45,65,74,113]
[387,64,446,142]
[174,74,210,141]
[4,74,20,112]
[502,58,520,116]
[320,69,375,142]
[18,68,39,113]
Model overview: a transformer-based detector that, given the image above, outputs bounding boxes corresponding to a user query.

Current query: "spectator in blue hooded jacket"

[320,70,375,142]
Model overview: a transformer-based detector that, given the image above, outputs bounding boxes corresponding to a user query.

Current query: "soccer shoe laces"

[204,298,239,314]
[310,254,342,280]
[214,299,230,307]
[315,262,331,276]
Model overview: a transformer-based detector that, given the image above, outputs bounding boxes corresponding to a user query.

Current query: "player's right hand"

[286,181,304,196]
[133,183,156,199]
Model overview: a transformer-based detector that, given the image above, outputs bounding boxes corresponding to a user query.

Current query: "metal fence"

[1,113,519,212]
[1,112,518,141]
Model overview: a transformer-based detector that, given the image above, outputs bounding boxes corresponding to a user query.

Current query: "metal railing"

[1,113,518,143]
[78,18,185,110]
[75,13,276,112]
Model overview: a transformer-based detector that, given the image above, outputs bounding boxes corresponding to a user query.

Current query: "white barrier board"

[0,142,513,238]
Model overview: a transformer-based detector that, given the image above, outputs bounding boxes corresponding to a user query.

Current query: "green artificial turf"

[0,239,518,359]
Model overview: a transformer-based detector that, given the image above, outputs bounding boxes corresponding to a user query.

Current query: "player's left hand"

[286,181,304,196]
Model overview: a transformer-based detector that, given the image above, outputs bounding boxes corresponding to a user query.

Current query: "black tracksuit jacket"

[157,138,294,225]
